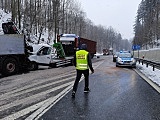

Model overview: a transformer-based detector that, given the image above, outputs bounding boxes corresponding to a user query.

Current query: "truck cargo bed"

[0,34,25,55]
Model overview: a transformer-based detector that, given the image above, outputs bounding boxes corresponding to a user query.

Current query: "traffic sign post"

[132,45,141,58]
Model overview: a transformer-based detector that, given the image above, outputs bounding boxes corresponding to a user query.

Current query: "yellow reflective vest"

[76,50,89,70]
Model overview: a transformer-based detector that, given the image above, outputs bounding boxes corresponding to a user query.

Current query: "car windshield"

[118,53,132,58]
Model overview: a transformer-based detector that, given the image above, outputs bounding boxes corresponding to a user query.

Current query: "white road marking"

[1,81,74,120]
[1,71,75,97]
[26,84,74,120]
[92,60,105,69]
[0,75,75,101]
[0,81,74,112]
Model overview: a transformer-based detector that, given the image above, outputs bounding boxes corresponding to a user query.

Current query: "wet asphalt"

[39,56,160,120]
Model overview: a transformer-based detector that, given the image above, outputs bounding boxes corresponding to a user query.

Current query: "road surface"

[40,56,160,120]
[0,56,160,120]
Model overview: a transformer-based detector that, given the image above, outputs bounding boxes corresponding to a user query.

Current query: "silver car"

[113,52,119,62]
[116,52,136,68]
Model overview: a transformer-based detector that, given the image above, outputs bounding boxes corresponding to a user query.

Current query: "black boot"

[84,88,90,93]
[72,91,75,98]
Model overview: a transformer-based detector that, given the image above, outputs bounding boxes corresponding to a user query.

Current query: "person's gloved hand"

[91,69,94,74]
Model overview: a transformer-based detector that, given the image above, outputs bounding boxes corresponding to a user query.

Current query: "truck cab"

[58,34,79,57]
[58,34,97,58]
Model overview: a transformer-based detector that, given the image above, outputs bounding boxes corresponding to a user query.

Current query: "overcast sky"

[78,0,142,40]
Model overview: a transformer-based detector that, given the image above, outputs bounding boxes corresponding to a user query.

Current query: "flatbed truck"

[0,22,32,76]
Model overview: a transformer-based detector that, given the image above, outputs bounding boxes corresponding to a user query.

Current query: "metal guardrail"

[136,58,160,71]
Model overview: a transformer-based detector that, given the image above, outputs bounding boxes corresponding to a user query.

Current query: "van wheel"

[2,58,18,76]
[49,63,56,68]
[28,62,38,71]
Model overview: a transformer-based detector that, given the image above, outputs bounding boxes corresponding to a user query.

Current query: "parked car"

[94,53,101,58]
[113,52,119,62]
[116,52,136,68]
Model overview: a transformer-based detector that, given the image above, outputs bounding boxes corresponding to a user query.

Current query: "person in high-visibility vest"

[72,44,94,98]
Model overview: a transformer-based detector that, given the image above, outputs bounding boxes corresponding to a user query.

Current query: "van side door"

[36,46,52,64]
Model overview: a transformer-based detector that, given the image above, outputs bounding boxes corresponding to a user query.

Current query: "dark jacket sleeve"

[87,53,94,72]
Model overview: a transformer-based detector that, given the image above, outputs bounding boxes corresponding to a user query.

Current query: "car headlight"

[117,58,122,62]
[131,58,136,63]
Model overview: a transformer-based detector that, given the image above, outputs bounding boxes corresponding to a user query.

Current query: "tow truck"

[28,33,97,70]
[0,22,73,75]
[28,42,73,70]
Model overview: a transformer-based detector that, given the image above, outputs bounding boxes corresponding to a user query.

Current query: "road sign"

[132,45,140,50]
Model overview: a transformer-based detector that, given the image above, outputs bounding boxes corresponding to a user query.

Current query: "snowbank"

[136,63,160,86]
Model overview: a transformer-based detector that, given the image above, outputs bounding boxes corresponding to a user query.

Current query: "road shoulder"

[134,68,160,93]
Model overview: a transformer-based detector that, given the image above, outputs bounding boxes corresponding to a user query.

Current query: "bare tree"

[0,0,126,52]
[134,0,160,49]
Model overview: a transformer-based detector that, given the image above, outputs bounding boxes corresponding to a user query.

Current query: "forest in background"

[134,0,160,50]
[0,0,132,52]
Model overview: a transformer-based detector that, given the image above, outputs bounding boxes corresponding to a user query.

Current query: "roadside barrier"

[136,58,160,71]
[133,49,160,71]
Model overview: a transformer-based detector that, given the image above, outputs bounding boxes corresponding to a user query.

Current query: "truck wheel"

[28,62,38,71]
[2,58,18,76]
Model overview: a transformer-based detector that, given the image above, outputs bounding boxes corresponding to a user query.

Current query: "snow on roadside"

[0,9,53,43]
[136,62,160,86]
[0,9,11,35]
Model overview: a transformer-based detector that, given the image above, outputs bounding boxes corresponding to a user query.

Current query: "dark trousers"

[73,69,89,92]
